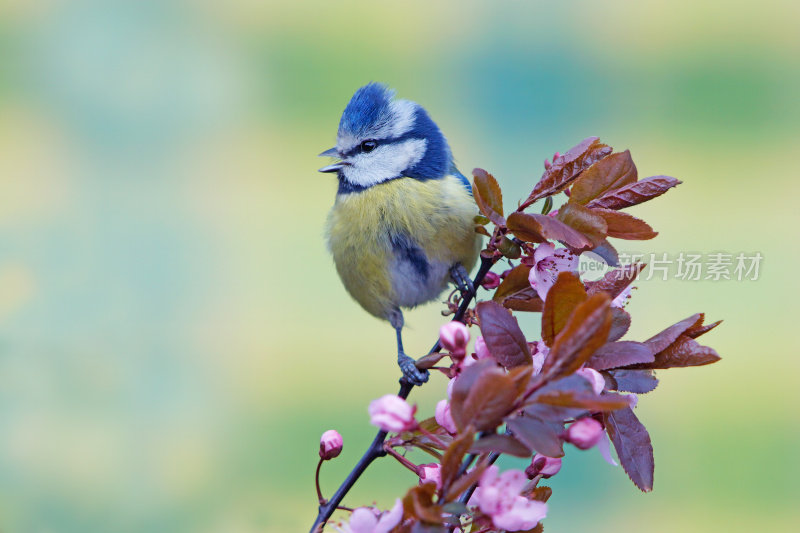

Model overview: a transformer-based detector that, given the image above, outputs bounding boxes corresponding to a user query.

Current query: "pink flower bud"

[481,271,501,290]
[439,321,470,357]
[525,453,562,478]
[565,418,604,450]
[474,336,492,361]
[319,429,343,460]
[577,367,605,395]
[418,463,442,489]
[435,399,457,434]
[368,395,417,433]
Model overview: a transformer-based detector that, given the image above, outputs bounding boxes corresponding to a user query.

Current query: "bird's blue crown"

[337,83,453,183]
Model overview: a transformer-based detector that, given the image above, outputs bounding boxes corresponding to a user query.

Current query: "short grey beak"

[318,147,339,158]
[318,162,345,173]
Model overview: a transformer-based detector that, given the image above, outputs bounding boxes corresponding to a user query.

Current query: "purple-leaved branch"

[309,138,720,533]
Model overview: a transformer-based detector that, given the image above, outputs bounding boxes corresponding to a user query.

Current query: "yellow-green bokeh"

[0,1,798,531]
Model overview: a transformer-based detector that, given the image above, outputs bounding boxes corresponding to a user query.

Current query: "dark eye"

[360,140,377,153]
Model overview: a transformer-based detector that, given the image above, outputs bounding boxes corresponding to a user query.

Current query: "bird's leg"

[390,310,429,385]
[450,263,475,300]
[396,326,429,385]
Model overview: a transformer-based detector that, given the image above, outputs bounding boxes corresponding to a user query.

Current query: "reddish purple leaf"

[604,407,654,492]
[472,168,505,226]
[586,175,682,210]
[644,314,704,353]
[523,137,613,206]
[556,201,608,247]
[634,334,721,369]
[507,415,565,458]
[450,361,530,431]
[593,208,658,240]
[541,272,588,347]
[477,301,532,369]
[507,212,593,248]
[541,293,613,380]
[470,433,532,458]
[492,265,532,303]
[586,341,654,371]
[685,318,723,339]
[570,150,638,205]
[585,263,645,299]
[606,369,659,394]
[608,307,631,342]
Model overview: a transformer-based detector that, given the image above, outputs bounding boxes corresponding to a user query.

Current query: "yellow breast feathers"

[326,175,480,321]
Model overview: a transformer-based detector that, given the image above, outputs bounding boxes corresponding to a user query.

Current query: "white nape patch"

[341,138,427,187]
[391,257,451,308]
[388,99,416,137]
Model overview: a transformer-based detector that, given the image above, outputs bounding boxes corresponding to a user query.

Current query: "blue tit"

[319,83,481,385]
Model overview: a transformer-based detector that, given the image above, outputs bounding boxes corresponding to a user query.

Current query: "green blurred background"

[0,0,798,531]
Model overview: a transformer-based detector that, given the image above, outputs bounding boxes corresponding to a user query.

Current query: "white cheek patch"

[342,138,427,187]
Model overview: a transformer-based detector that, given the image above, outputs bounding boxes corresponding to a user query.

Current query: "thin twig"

[308,255,494,533]
[459,452,501,505]
[383,444,420,474]
[315,457,325,504]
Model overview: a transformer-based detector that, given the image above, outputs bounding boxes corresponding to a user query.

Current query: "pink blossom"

[418,463,442,489]
[481,271,501,289]
[528,243,579,302]
[612,285,634,308]
[469,465,547,531]
[474,336,493,361]
[439,322,470,357]
[626,393,639,408]
[577,367,605,395]
[435,399,457,434]
[565,418,604,450]
[319,429,343,460]
[368,395,416,433]
[531,341,549,375]
[526,453,562,478]
[343,499,403,533]
[597,432,618,466]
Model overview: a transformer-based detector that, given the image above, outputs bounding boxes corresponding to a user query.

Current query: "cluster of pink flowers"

[469,466,548,531]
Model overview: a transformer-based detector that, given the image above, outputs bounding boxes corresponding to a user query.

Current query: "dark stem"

[458,452,500,505]
[308,255,494,533]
